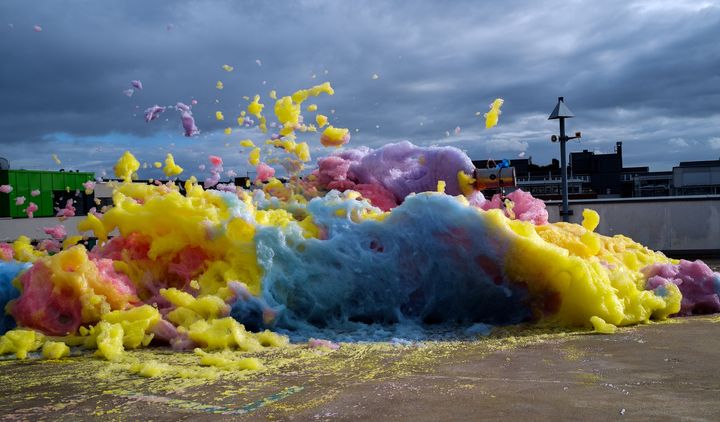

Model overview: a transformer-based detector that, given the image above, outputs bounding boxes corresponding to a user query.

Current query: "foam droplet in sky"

[255,59,262,66]
[33,25,42,32]
[484,98,504,129]
[372,73,379,80]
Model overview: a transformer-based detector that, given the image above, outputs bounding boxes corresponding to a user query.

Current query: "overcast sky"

[1,0,718,180]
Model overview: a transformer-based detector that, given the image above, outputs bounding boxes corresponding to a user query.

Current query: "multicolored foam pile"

[1,82,719,371]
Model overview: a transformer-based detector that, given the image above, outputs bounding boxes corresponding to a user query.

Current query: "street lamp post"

[548,97,581,222]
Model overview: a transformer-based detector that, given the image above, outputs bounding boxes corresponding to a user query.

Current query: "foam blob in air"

[484,98,504,129]
[144,105,166,122]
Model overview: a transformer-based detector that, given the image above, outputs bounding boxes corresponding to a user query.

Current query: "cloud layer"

[1,0,718,179]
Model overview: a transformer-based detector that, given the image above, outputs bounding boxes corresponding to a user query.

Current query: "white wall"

[547,196,720,253]
[0,216,87,242]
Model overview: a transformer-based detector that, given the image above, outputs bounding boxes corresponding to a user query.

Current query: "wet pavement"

[1,316,719,421]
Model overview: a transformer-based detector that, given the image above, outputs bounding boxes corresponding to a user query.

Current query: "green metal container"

[0,170,95,218]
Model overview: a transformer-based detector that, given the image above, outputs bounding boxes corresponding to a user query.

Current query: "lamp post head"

[548,96,575,120]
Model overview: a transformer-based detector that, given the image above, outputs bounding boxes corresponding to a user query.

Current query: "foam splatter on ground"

[0,323,590,419]
[1,81,719,385]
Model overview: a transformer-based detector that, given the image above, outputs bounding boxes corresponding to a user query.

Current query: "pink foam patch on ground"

[0,185,12,194]
[642,259,720,316]
[308,338,340,350]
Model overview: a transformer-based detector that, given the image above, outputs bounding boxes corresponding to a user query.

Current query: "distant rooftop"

[677,159,720,168]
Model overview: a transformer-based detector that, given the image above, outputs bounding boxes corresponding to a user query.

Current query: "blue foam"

[232,192,530,340]
[0,261,31,335]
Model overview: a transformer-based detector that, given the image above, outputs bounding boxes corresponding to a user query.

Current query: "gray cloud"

[1,0,718,177]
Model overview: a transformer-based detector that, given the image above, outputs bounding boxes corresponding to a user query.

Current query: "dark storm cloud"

[0,0,718,175]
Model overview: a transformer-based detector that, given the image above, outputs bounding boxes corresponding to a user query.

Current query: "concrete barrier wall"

[546,196,720,254]
[0,216,87,242]
[1,195,718,255]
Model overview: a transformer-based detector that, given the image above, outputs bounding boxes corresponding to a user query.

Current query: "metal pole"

[559,118,569,222]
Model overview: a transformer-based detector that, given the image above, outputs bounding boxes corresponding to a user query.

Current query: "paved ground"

[1,260,717,421]
[1,315,719,421]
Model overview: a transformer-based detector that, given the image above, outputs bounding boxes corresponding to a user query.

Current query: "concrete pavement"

[1,316,719,421]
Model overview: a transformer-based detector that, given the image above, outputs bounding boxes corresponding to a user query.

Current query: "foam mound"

[0,82,718,371]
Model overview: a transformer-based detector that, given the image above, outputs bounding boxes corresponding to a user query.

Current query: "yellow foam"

[114,151,140,182]
[42,341,70,359]
[163,153,183,177]
[0,329,44,359]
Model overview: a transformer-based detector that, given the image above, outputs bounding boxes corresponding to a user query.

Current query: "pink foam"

[353,184,398,211]
[0,243,14,261]
[308,338,340,350]
[505,189,548,225]
[167,246,207,284]
[26,202,38,218]
[11,263,83,335]
[82,181,96,192]
[38,239,62,253]
[313,156,352,186]
[56,199,76,218]
[43,224,67,240]
[255,162,276,183]
[642,260,720,316]
[480,189,548,225]
[209,155,223,167]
